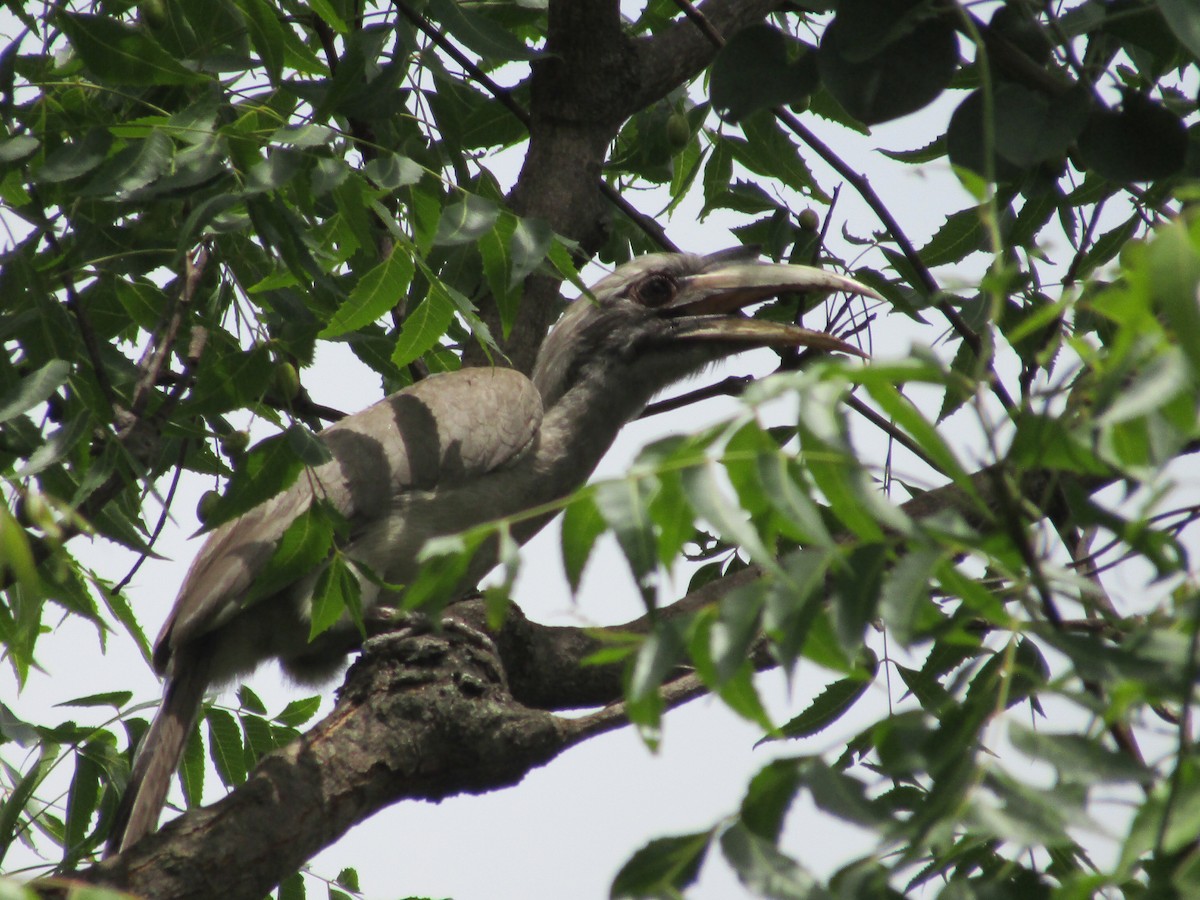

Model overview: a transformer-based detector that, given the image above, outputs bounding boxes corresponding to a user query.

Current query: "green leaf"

[776,661,876,741]
[426,0,539,61]
[1158,0,1200,58]
[56,691,133,709]
[1008,724,1151,784]
[561,492,604,594]
[277,872,305,900]
[307,0,349,34]
[991,83,1091,168]
[800,759,879,828]
[235,0,286,83]
[740,759,805,842]
[36,129,112,183]
[878,546,943,645]
[244,503,335,605]
[916,206,986,268]
[319,248,415,338]
[64,746,102,854]
[179,723,205,808]
[0,747,55,868]
[364,154,424,190]
[733,112,825,200]
[0,359,70,423]
[0,505,39,595]
[720,821,820,899]
[594,478,658,587]
[1077,94,1188,182]
[82,128,174,198]
[56,12,207,85]
[832,541,885,656]
[682,459,779,574]
[1146,219,1200,375]
[274,696,322,728]
[710,25,818,123]
[309,554,362,640]
[205,708,247,787]
[199,426,310,532]
[390,280,456,368]
[610,830,712,899]
[818,2,957,125]
[435,194,501,246]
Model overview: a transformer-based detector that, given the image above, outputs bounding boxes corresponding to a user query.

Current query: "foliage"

[0,0,1198,897]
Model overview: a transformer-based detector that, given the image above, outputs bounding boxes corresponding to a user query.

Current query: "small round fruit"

[197,490,221,524]
[272,362,301,402]
[797,208,821,231]
[220,430,250,457]
[665,113,690,151]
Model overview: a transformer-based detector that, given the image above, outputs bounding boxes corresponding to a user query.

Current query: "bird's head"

[532,247,878,408]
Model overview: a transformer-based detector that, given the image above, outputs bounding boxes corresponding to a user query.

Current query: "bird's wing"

[154,367,542,671]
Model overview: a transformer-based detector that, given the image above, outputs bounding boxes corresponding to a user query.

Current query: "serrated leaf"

[1009,724,1151,784]
[244,503,336,605]
[0,359,71,423]
[681,459,779,575]
[776,667,875,741]
[917,206,986,268]
[57,12,206,85]
[740,759,805,842]
[720,821,819,900]
[390,281,456,368]
[309,554,362,640]
[274,696,322,727]
[426,0,539,61]
[594,478,658,586]
[198,426,309,532]
[55,691,133,710]
[179,723,205,807]
[434,194,500,246]
[205,708,246,787]
[320,247,415,338]
[610,830,712,899]
[561,493,604,594]
[63,747,101,854]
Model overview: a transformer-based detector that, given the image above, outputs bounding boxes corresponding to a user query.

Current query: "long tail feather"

[105,653,210,856]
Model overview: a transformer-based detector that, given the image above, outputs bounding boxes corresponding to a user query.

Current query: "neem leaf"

[611,831,712,899]
[991,83,1091,168]
[434,194,500,246]
[947,90,1023,183]
[198,425,311,531]
[1077,93,1188,182]
[710,25,818,123]
[57,12,206,85]
[390,280,456,368]
[320,248,415,338]
[720,822,820,898]
[818,0,957,125]
[1158,0,1200,59]
[0,359,71,423]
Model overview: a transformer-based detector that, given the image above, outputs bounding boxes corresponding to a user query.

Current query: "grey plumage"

[106,249,875,855]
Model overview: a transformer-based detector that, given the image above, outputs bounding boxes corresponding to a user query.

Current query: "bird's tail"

[105,654,210,857]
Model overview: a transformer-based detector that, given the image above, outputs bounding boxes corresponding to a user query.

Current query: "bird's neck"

[534,366,662,499]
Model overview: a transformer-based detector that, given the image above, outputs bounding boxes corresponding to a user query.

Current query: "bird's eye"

[633,273,677,307]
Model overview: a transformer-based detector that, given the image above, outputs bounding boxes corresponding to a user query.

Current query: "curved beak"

[667,262,877,359]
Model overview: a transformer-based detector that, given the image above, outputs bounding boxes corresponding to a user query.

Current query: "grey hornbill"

[106,247,875,854]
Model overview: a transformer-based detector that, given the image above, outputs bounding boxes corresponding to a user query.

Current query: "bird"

[105,246,875,855]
